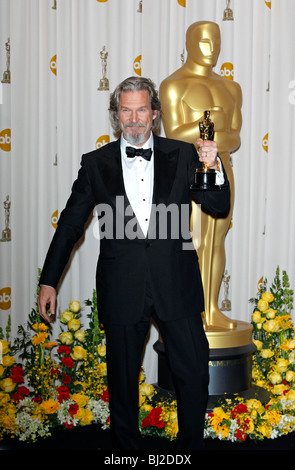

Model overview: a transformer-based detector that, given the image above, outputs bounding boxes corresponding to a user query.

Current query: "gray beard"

[124,123,150,146]
[124,132,146,146]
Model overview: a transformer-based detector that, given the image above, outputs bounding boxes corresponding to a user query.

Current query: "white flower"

[56,399,80,427]
[87,398,110,429]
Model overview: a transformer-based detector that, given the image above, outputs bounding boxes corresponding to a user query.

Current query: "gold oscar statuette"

[159,21,252,349]
[191,110,217,190]
[98,46,109,91]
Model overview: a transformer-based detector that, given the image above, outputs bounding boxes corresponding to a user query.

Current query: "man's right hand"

[37,285,56,323]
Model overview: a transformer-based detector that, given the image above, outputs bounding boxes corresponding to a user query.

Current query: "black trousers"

[104,273,209,451]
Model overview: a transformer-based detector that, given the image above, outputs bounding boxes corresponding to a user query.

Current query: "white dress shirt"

[120,133,225,237]
[120,134,154,237]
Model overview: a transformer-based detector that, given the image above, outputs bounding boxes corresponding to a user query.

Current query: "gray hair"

[109,76,162,135]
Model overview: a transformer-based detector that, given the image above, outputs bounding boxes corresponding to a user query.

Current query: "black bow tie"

[126,146,152,161]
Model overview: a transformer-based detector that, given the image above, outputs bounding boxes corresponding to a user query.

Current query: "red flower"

[235,428,247,441]
[17,386,30,396]
[58,345,71,355]
[231,403,248,419]
[10,374,24,384]
[11,386,30,403]
[65,422,74,429]
[100,389,109,402]
[10,366,25,384]
[62,374,72,384]
[32,397,42,404]
[61,357,74,368]
[11,366,24,376]
[50,368,61,377]
[142,407,165,429]
[57,385,70,402]
[68,403,79,416]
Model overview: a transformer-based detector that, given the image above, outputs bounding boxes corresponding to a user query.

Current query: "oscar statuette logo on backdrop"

[98,46,109,91]
[1,38,11,84]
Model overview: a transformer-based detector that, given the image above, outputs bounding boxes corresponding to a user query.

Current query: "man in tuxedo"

[38,76,230,450]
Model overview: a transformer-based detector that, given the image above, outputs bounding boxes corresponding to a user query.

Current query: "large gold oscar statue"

[160,21,252,350]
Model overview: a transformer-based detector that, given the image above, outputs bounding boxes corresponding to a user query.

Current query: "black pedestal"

[153,340,269,409]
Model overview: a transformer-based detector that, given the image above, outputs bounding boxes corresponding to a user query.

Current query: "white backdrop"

[1,0,295,383]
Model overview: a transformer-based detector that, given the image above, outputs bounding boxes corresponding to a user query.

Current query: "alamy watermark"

[92,196,201,250]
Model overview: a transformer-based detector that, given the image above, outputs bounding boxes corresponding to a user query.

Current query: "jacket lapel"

[152,134,179,206]
[99,139,125,200]
[147,134,179,239]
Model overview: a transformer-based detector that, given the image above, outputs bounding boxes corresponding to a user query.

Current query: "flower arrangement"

[204,266,295,442]
[1,267,295,444]
[0,283,110,442]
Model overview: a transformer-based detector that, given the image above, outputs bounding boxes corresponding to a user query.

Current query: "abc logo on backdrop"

[0,128,11,152]
[220,63,234,80]
[0,287,11,310]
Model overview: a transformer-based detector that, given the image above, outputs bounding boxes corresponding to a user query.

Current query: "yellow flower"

[69,301,81,313]
[0,378,16,393]
[42,341,58,349]
[257,299,269,312]
[71,346,87,361]
[140,404,153,413]
[2,355,15,367]
[285,389,295,400]
[97,362,107,376]
[139,382,155,397]
[74,329,86,343]
[32,322,49,331]
[253,340,263,350]
[260,348,274,359]
[71,393,89,408]
[264,408,282,425]
[286,370,295,382]
[0,340,10,355]
[263,319,281,333]
[60,310,74,324]
[246,418,255,434]
[59,331,74,345]
[252,311,262,323]
[76,407,93,426]
[138,393,146,406]
[265,308,277,319]
[275,358,289,373]
[281,339,295,352]
[257,423,272,438]
[40,398,60,414]
[272,383,288,395]
[97,345,106,357]
[32,331,49,346]
[268,371,282,385]
[246,399,265,415]
[0,392,11,405]
[209,407,231,438]
[68,319,81,331]
[261,292,274,303]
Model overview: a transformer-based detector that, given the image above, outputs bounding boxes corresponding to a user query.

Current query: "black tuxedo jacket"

[40,134,230,325]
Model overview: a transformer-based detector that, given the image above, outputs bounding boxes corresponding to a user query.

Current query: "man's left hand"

[197,138,218,170]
